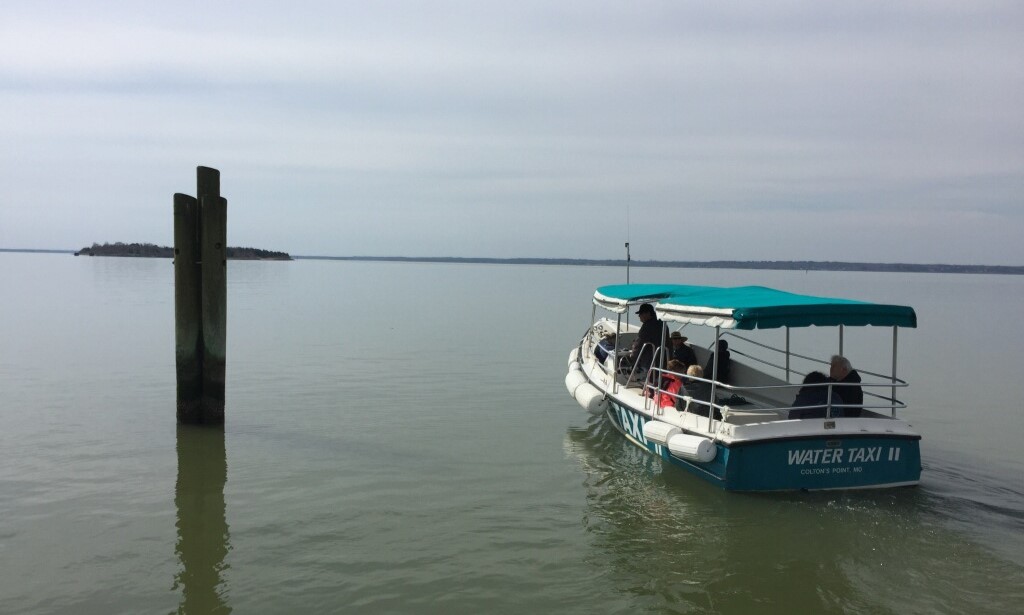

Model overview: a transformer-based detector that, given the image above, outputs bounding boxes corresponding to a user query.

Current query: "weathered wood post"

[174,193,202,423]
[200,192,227,423]
[174,166,227,424]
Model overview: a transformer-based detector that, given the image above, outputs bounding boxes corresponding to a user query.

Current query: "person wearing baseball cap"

[630,303,666,372]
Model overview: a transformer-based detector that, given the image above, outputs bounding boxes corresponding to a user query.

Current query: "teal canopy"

[594,284,917,330]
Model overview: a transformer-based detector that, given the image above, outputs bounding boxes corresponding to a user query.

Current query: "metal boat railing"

[644,363,908,428]
[579,318,909,430]
[716,330,909,410]
[722,331,905,384]
[610,342,663,389]
[581,324,663,391]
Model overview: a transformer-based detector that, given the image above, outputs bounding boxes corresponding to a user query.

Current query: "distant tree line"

[76,242,291,260]
[296,255,1024,275]
[226,246,292,260]
[76,242,171,257]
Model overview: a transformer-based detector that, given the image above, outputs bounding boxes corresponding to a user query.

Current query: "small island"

[75,242,292,260]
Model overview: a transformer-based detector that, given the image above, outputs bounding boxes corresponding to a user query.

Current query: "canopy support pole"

[891,326,898,418]
[614,313,622,394]
[710,327,720,427]
[839,325,844,357]
[785,327,791,383]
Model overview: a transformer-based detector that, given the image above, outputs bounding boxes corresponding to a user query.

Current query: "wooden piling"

[174,166,228,424]
[200,194,227,424]
[197,166,220,208]
[174,193,202,423]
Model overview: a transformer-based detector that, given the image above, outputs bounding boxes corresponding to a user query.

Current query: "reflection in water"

[174,425,231,614]
[564,416,1024,614]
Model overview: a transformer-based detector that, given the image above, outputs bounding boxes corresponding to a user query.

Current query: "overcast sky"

[2,1,1022,264]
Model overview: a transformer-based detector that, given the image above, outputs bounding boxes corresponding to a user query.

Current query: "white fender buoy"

[565,369,587,397]
[568,348,580,366]
[642,420,681,446]
[574,383,608,415]
[667,433,717,463]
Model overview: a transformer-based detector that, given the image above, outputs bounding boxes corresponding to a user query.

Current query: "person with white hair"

[829,355,863,411]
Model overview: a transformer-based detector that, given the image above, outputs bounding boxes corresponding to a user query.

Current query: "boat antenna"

[622,204,630,284]
[625,241,631,284]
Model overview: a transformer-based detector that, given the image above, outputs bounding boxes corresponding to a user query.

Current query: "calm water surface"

[1,253,1022,614]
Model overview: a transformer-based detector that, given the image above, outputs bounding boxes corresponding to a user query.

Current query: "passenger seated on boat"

[679,365,710,409]
[829,355,863,415]
[669,331,697,369]
[679,365,724,420]
[703,339,732,383]
[642,359,679,399]
[630,303,667,372]
[594,334,617,364]
[789,371,844,419]
[654,360,686,408]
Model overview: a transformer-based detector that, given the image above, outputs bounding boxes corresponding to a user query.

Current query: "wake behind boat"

[565,284,921,491]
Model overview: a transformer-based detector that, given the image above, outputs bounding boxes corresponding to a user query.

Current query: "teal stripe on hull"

[607,401,921,492]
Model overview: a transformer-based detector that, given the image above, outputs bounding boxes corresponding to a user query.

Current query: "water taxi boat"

[565,284,921,491]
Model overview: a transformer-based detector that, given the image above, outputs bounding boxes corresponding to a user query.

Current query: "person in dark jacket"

[703,339,731,383]
[669,331,697,369]
[829,355,863,413]
[630,303,666,372]
[682,365,711,407]
[680,364,723,420]
[789,371,843,419]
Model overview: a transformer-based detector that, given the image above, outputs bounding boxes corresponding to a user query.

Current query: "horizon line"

[2,248,1022,272]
